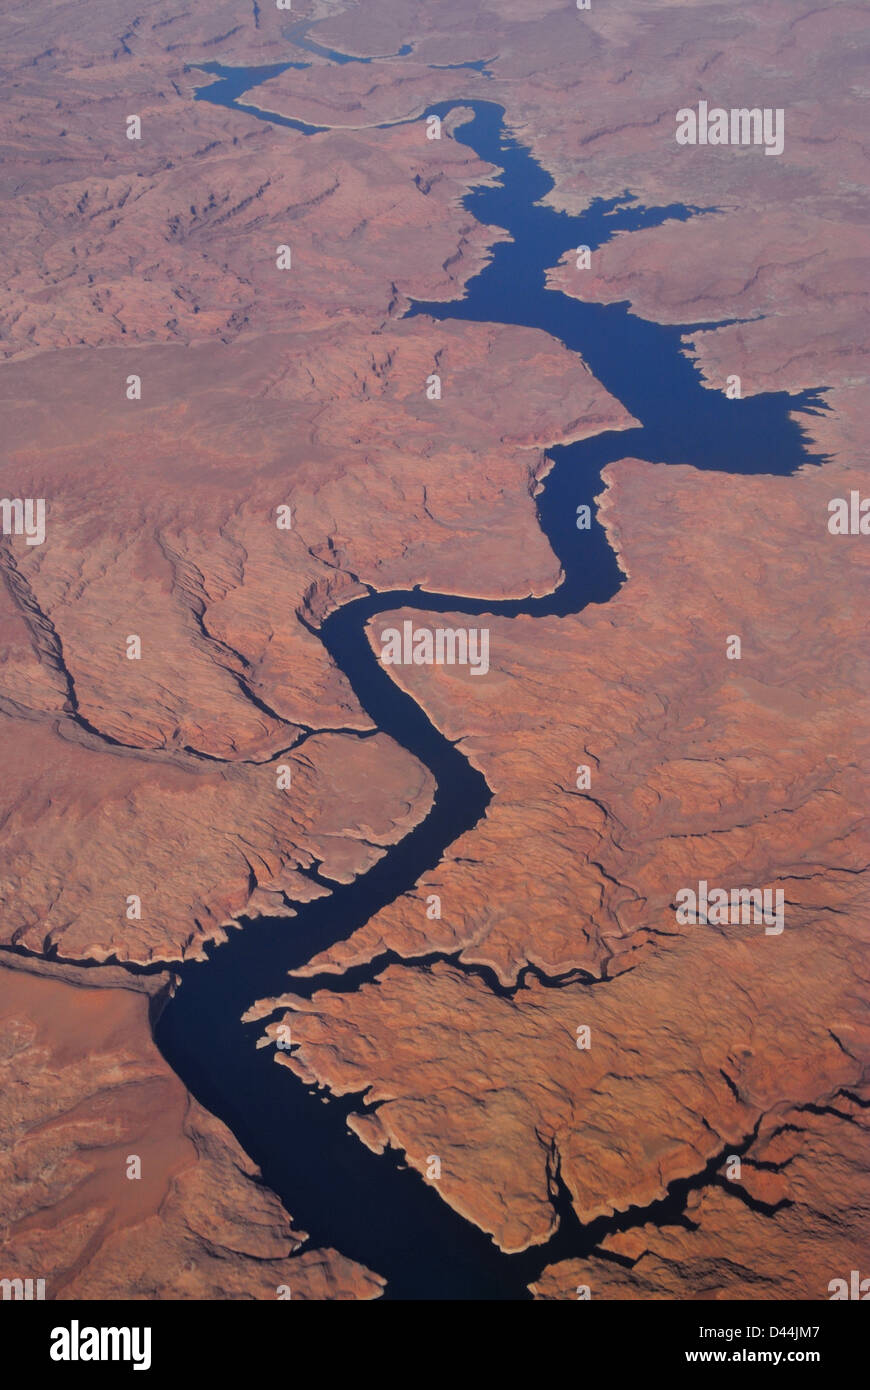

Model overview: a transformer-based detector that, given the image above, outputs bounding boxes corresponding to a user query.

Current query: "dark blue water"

[151,61,827,1299]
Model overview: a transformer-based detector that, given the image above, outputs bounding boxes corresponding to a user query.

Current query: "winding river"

[150,47,827,1299]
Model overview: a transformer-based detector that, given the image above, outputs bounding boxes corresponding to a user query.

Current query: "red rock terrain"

[0,954,382,1299]
[255,455,870,1275]
[1,0,868,1300]
[0,0,632,1294]
[249,0,869,1298]
[0,315,628,963]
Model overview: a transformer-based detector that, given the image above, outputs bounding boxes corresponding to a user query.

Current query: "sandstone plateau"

[261,457,869,1280]
[1,0,868,1301]
[0,953,382,1299]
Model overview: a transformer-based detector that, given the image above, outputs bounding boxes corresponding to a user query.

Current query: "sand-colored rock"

[0,719,434,964]
[255,450,869,1266]
[294,451,870,985]
[0,0,640,1298]
[257,916,869,1258]
[531,1093,870,1300]
[3,0,868,1301]
[0,956,382,1299]
[0,311,628,963]
[240,4,869,1290]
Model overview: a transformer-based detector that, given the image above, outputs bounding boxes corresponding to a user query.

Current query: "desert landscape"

[0,0,867,1309]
